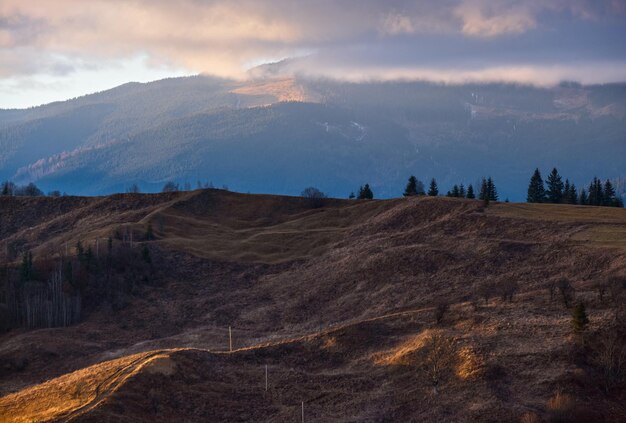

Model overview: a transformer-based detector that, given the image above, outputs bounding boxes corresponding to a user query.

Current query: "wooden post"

[229,326,232,352]
[265,365,268,391]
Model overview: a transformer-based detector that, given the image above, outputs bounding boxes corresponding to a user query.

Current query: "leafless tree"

[607,276,625,321]
[434,301,450,324]
[417,332,457,394]
[557,278,575,308]
[499,279,519,302]
[593,328,626,393]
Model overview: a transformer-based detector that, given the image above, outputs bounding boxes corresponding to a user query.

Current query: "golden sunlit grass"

[230,78,311,102]
[372,329,433,366]
[0,351,173,423]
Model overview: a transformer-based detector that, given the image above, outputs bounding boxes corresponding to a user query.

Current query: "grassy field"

[1,192,625,422]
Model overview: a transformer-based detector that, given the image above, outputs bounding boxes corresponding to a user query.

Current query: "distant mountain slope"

[1,77,625,199]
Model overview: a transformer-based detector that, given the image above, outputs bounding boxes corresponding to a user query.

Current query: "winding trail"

[57,305,435,422]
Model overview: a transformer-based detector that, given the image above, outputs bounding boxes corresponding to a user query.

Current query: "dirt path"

[58,305,435,422]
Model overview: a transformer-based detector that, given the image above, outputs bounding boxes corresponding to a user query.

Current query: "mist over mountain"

[1,75,625,200]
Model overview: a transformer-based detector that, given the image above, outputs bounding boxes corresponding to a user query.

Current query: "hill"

[1,77,625,200]
[0,190,625,421]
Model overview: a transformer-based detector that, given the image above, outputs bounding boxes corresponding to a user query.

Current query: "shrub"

[557,278,575,308]
[301,187,327,208]
[434,301,450,324]
[571,303,589,334]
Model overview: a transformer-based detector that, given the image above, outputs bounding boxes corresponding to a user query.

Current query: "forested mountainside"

[1,76,625,200]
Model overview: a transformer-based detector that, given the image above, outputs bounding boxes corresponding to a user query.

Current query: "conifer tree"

[451,185,460,197]
[404,176,418,197]
[487,177,498,201]
[588,177,604,206]
[348,192,355,199]
[566,183,578,204]
[358,184,373,200]
[466,184,475,199]
[428,178,439,196]
[546,168,564,203]
[578,188,588,205]
[527,168,545,203]
[603,180,616,206]
[415,179,426,195]
[459,184,466,198]
[479,178,488,201]
[571,302,589,333]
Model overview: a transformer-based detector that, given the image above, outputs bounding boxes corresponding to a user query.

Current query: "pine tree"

[578,188,588,205]
[20,251,34,283]
[404,176,418,197]
[479,178,488,201]
[588,177,604,206]
[487,177,498,201]
[571,302,589,333]
[451,185,460,197]
[358,184,373,200]
[546,168,564,203]
[428,178,438,196]
[348,192,355,199]
[603,180,616,206]
[527,168,545,203]
[566,183,578,205]
[563,179,570,203]
[459,184,466,198]
[145,222,154,240]
[416,180,426,195]
[466,184,475,199]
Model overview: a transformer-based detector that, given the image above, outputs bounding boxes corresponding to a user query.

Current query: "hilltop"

[0,190,625,422]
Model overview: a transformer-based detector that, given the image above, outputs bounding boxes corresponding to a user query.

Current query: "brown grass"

[1,192,626,421]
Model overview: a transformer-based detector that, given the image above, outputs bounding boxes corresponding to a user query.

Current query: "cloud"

[0,0,625,87]
[454,1,537,37]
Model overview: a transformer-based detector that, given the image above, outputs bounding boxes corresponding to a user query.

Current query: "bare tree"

[162,181,179,192]
[126,183,141,193]
[478,280,497,305]
[301,187,327,208]
[607,276,625,321]
[417,332,457,394]
[434,301,450,325]
[557,278,575,308]
[593,328,626,393]
[498,279,519,302]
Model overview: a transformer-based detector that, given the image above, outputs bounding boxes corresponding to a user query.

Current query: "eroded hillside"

[1,191,625,422]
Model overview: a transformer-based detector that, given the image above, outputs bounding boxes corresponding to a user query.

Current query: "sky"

[1,0,626,108]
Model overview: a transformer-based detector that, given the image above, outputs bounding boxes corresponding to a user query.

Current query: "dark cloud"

[0,0,625,84]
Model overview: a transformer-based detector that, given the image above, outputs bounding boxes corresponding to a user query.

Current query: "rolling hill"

[1,77,625,200]
[0,190,625,421]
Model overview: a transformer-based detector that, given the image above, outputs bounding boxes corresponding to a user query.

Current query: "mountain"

[0,191,625,421]
[1,76,625,200]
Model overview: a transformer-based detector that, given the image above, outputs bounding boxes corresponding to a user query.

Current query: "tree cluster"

[479,177,498,204]
[445,183,476,199]
[1,232,157,332]
[357,184,374,199]
[1,181,44,197]
[527,168,623,207]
